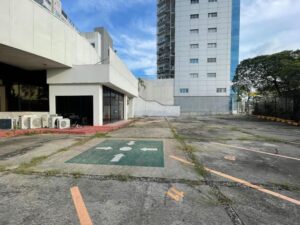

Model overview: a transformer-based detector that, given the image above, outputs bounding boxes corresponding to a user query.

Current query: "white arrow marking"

[120,147,132,151]
[140,148,158,152]
[110,154,125,162]
[127,141,135,146]
[96,147,112,150]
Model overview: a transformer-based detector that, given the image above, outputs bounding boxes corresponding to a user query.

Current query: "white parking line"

[211,142,300,161]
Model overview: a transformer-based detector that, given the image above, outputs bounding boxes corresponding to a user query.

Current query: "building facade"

[0,0,138,126]
[157,0,240,114]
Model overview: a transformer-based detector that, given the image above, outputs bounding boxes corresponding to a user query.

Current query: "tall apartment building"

[157,0,240,114]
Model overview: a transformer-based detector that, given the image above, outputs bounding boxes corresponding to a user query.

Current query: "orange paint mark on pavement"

[224,155,236,161]
[70,186,93,225]
[169,155,300,206]
[211,142,300,161]
[170,155,194,165]
[166,186,185,202]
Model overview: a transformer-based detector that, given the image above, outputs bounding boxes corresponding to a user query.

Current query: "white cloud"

[240,0,300,60]
[114,34,157,76]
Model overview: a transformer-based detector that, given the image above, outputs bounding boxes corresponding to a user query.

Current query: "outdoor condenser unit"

[58,119,71,129]
[49,116,63,128]
[41,115,50,128]
[20,116,32,130]
[0,119,15,130]
[29,116,42,129]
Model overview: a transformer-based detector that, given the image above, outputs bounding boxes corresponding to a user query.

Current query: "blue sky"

[61,0,300,79]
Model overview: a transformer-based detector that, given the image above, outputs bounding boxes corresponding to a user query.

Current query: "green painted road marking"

[66,140,164,167]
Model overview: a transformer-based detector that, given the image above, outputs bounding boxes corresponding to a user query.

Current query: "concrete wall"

[80,32,102,61]
[108,49,138,97]
[47,50,138,98]
[49,84,103,125]
[95,27,113,63]
[139,79,174,105]
[0,0,99,68]
[134,97,180,117]
[175,96,230,114]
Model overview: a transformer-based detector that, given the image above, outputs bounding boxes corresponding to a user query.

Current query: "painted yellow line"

[70,186,93,225]
[169,155,300,206]
[170,155,194,165]
[211,142,300,161]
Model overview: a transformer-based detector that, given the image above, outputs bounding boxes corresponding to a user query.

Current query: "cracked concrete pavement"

[0,116,299,225]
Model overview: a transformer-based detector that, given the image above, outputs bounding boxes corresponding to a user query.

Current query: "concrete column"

[127,97,135,119]
[93,85,103,126]
[124,95,128,120]
[49,85,56,115]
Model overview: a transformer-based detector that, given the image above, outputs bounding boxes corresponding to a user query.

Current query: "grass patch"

[16,156,48,171]
[271,182,300,192]
[71,171,83,179]
[0,165,7,172]
[108,173,132,182]
[93,132,108,138]
[44,170,61,176]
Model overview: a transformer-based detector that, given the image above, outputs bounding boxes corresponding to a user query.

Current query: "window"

[208,0,217,2]
[207,43,217,48]
[207,73,217,78]
[180,88,189,93]
[190,58,199,64]
[217,88,226,93]
[208,27,217,33]
[191,0,199,4]
[190,44,199,49]
[190,73,199,78]
[190,29,199,34]
[190,14,199,19]
[208,12,218,18]
[207,58,216,63]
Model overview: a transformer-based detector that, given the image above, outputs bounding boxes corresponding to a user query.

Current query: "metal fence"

[253,95,300,121]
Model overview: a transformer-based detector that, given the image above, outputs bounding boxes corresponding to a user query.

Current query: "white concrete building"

[157,0,240,114]
[0,0,138,126]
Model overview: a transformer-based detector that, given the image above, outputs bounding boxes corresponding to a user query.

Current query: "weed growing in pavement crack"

[167,119,207,177]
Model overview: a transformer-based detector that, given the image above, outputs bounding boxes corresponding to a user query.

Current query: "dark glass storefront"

[0,63,49,112]
[56,96,94,126]
[103,86,124,124]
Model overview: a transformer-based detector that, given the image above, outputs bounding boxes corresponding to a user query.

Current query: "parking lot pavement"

[0,173,234,225]
[169,116,300,224]
[0,116,299,225]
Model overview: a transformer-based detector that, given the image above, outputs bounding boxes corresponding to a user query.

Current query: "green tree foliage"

[233,50,300,98]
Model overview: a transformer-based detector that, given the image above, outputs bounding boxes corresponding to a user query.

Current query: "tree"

[233,50,300,98]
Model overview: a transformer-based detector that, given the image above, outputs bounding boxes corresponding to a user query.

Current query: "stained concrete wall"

[134,97,180,117]
[175,96,231,114]
[139,79,174,105]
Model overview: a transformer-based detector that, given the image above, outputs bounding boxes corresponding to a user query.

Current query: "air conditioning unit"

[20,116,32,129]
[29,116,42,129]
[41,115,50,128]
[49,116,63,128]
[0,119,15,130]
[58,119,71,129]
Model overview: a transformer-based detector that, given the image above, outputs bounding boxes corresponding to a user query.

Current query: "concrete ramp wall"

[134,97,180,117]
